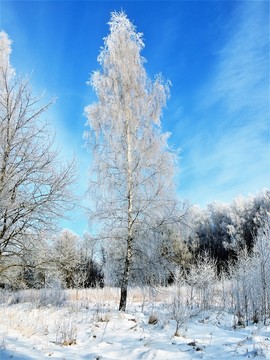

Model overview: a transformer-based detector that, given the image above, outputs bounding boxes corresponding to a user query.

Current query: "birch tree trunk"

[119,120,134,310]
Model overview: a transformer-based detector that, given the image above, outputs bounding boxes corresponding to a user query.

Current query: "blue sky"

[1,1,269,235]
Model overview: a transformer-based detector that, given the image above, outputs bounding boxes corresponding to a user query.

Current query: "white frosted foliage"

[85,11,178,310]
[0,31,76,272]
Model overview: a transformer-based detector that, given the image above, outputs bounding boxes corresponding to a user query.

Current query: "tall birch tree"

[85,11,178,311]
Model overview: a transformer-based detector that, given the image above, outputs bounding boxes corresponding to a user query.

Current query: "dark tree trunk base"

[119,286,127,311]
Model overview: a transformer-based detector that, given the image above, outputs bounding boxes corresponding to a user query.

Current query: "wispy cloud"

[179,1,269,205]
[203,1,269,116]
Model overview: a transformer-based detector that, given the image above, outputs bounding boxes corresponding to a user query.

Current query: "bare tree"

[84,12,178,311]
[0,31,76,274]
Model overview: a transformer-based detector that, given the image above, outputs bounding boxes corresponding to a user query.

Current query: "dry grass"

[67,287,120,304]
[0,283,230,313]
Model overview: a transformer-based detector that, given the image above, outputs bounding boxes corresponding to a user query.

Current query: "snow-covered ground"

[0,288,269,359]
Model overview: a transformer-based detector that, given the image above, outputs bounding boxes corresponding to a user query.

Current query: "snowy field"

[0,287,269,360]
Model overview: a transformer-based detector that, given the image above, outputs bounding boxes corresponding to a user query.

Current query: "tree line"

[1,191,269,288]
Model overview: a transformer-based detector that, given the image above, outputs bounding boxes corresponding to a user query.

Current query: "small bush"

[55,315,77,346]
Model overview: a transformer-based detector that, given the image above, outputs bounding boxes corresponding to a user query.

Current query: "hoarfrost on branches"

[84,11,178,310]
[0,31,76,277]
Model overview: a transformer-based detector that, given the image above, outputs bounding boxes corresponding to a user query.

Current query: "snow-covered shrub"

[55,314,77,346]
[252,217,270,324]
[171,268,190,336]
[38,287,66,307]
[187,253,217,311]
[230,218,270,325]
[230,248,253,326]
